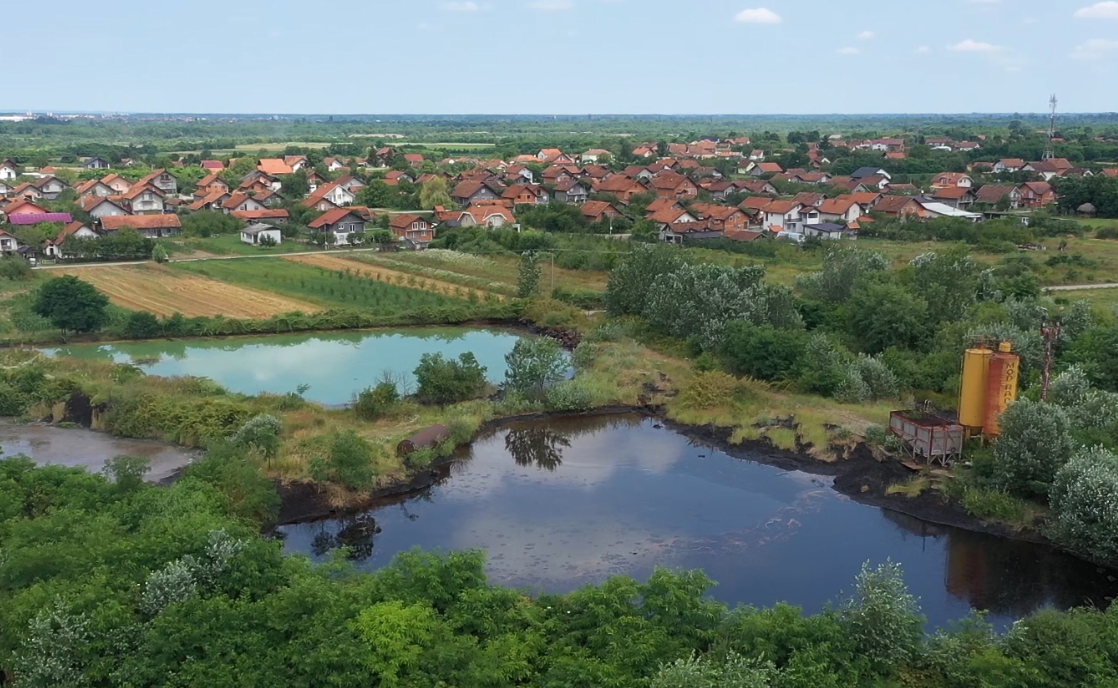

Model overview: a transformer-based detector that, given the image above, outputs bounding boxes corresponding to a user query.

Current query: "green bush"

[545,380,594,411]
[1050,446,1118,562]
[991,399,1076,498]
[1097,227,1118,240]
[720,321,806,382]
[310,430,377,490]
[231,414,283,461]
[414,352,487,405]
[124,311,162,339]
[504,338,566,400]
[353,380,400,421]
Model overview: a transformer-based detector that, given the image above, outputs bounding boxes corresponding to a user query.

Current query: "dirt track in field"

[55,265,319,318]
[283,253,504,301]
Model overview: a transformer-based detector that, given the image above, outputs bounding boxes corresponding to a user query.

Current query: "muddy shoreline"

[274,405,1060,553]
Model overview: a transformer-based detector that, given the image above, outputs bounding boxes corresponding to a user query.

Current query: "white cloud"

[857,30,875,40]
[915,46,930,53]
[734,7,781,23]
[441,1,479,9]
[1075,2,1118,19]
[948,39,1002,52]
[528,0,573,9]
[1072,38,1118,59]
[837,47,860,55]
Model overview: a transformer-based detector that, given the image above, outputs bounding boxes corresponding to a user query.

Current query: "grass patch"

[886,475,931,498]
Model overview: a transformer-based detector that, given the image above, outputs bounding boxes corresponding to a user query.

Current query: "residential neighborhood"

[0,127,1102,263]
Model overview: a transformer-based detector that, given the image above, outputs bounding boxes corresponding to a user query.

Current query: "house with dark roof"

[83,156,110,170]
[308,208,367,245]
[0,159,19,181]
[580,200,622,223]
[451,180,503,208]
[80,195,128,220]
[930,186,977,210]
[973,185,1022,209]
[135,169,178,196]
[552,179,589,205]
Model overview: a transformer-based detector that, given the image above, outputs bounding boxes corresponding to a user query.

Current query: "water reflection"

[43,327,528,405]
[310,515,381,561]
[278,414,1118,628]
[505,425,571,471]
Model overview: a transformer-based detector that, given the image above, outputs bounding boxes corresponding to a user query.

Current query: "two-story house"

[309,208,366,245]
[552,179,589,205]
[80,195,128,220]
[136,169,178,197]
[390,213,433,247]
[501,184,549,206]
[450,180,503,207]
[580,200,622,223]
[122,184,165,214]
[222,192,268,214]
[816,198,865,225]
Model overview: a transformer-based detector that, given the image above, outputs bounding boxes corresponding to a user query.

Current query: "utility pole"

[1043,94,1058,162]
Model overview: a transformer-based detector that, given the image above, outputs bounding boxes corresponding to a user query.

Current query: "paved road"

[1045,283,1118,292]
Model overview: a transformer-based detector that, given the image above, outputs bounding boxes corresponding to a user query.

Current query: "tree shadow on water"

[505,425,572,472]
[311,514,380,562]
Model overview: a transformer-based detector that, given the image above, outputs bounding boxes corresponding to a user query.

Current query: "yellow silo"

[959,347,993,434]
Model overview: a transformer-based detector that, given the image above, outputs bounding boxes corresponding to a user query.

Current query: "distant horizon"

[2,111,1111,119]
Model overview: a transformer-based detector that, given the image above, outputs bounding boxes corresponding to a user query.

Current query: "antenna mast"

[1043,94,1058,161]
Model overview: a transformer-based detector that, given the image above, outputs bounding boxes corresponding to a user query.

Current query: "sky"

[9,0,1118,114]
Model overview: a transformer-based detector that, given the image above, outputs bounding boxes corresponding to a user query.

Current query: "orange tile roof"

[309,208,365,228]
[258,158,294,176]
[100,214,182,231]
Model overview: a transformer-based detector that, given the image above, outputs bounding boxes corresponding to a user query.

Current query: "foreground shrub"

[231,414,282,460]
[310,430,377,490]
[353,380,400,421]
[414,352,487,405]
[839,561,925,675]
[546,379,594,411]
[1050,446,1118,562]
[991,399,1076,498]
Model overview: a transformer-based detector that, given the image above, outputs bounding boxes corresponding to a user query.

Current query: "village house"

[451,180,503,207]
[45,222,99,258]
[803,223,853,240]
[201,160,225,172]
[816,198,865,224]
[929,186,977,210]
[648,206,697,225]
[0,181,12,196]
[0,159,19,180]
[28,176,69,200]
[240,223,283,246]
[650,172,699,201]
[75,179,116,198]
[80,195,128,219]
[122,184,165,214]
[973,185,1022,209]
[552,179,589,205]
[190,190,231,212]
[693,204,749,231]
[659,219,723,244]
[101,173,132,195]
[502,184,549,206]
[196,174,230,198]
[231,209,290,224]
[0,229,20,253]
[994,158,1026,174]
[100,213,182,238]
[537,149,576,165]
[222,192,267,214]
[258,158,295,176]
[304,181,355,208]
[435,204,516,229]
[1019,181,1056,208]
[384,171,413,186]
[136,169,179,196]
[580,200,622,223]
[83,156,111,170]
[308,208,366,246]
[873,195,925,218]
[930,172,974,189]
[390,214,434,246]
[750,162,784,177]
[580,149,612,164]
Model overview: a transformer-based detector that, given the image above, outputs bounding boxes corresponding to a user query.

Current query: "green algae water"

[44,327,527,406]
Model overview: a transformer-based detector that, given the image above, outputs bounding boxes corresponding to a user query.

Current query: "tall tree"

[418,177,452,210]
[32,275,110,333]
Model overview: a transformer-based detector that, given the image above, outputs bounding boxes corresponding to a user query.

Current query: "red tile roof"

[231,209,290,221]
[309,208,365,229]
[100,214,182,231]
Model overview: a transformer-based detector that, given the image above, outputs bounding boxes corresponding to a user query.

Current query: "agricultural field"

[171,258,472,312]
[51,264,320,318]
[352,249,609,295]
[284,253,505,301]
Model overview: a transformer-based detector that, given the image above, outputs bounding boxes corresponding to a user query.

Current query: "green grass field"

[171,258,470,312]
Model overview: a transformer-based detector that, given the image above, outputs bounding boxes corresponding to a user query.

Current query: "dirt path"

[284,253,505,301]
[53,264,320,318]
[1046,283,1118,291]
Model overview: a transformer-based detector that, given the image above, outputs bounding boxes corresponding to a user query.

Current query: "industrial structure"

[888,340,1021,466]
[958,341,1021,438]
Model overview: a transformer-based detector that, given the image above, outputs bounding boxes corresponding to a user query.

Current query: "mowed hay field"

[284,253,505,301]
[54,264,320,318]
